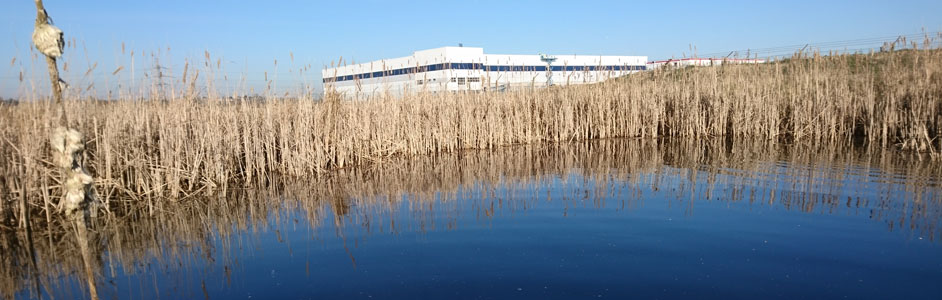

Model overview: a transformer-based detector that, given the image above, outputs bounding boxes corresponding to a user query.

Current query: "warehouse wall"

[323,47,646,99]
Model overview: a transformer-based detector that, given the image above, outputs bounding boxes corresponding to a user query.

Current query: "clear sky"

[2,0,941,99]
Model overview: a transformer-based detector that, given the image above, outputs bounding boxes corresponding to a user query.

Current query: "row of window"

[416,78,443,85]
[417,77,483,85]
[324,63,645,83]
[450,77,482,85]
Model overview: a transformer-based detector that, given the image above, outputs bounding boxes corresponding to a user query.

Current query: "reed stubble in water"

[2,138,940,299]
[1,48,941,222]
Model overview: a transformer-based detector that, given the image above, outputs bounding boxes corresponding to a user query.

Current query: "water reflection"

[3,138,942,299]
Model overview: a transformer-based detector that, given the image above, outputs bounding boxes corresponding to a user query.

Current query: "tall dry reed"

[1,48,941,224]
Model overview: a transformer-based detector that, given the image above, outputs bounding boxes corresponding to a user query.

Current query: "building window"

[417,80,424,85]
[450,77,456,82]
[457,77,466,85]
[468,77,481,83]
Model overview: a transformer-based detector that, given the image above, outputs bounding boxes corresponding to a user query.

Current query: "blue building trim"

[323,63,646,83]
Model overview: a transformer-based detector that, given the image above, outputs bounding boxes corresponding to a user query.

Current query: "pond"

[4,138,942,299]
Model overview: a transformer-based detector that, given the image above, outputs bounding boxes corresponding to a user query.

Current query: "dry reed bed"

[1,49,941,223]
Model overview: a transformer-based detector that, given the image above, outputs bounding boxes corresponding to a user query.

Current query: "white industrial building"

[646,58,766,70]
[322,46,647,99]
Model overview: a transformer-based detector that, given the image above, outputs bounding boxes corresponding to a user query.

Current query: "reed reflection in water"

[3,138,942,299]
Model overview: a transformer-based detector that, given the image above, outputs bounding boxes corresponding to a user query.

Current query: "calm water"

[4,139,942,299]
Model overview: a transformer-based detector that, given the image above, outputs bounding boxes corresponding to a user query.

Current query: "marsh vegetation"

[3,47,942,226]
[2,33,942,299]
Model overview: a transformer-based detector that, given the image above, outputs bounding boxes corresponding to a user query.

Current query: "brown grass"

[1,48,941,224]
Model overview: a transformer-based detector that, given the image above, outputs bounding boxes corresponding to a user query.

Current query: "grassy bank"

[1,48,941,223]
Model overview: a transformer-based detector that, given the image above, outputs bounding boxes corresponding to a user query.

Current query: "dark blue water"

[8,140,942,299]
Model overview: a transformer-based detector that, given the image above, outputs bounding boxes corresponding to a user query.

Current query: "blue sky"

[2,0,941,98]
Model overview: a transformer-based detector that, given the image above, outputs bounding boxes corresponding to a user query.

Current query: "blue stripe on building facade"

[323,63,646,83]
